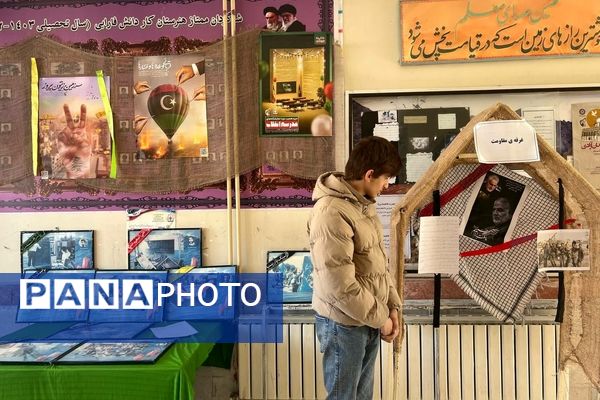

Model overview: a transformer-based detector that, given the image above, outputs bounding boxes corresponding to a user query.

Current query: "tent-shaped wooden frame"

[389,103,600,394]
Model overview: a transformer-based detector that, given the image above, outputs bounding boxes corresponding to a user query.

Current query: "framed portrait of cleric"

[259,32,333,137]
[266,250,313,304]
[460,170,530,246]
[21,230,94,272]
[127,228,201,270]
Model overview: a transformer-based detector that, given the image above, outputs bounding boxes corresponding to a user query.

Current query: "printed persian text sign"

[400,0,600,63]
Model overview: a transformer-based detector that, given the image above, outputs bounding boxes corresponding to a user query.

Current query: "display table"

[0,342,214,400]
[0,322,217,400]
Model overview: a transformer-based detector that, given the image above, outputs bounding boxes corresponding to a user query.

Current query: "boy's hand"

[381,309,400,343]
[380,318,393,336]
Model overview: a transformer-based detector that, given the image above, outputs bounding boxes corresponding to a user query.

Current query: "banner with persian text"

[400,0,600,64]
[0,0,327,46]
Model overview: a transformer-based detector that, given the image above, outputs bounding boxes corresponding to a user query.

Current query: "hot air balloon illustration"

[147,84,189,143]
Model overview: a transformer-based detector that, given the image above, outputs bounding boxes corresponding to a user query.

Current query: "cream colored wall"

[0,209,310,273]
[342,1,600,396]
[343,0,598,91]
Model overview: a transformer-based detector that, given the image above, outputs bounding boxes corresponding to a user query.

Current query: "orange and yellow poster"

[400,0,600,63]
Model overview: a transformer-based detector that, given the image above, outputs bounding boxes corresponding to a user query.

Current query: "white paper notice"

[473,120,540,163]
[521,107,556,149]
[406,152,433,182]
[438,113,457,130]
[418,216,460,274]
[127,208,176,229]
[375,194,403,257]
[375,194,410,258]
[151,321,198,338]
[373,122,400,141]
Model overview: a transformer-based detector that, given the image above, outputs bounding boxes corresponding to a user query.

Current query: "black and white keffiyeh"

[433,164,558,322]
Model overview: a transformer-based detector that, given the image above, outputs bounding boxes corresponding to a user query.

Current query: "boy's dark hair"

[344,136,401,180]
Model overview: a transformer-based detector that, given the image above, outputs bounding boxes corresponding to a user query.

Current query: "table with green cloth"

[0,342,215,400]
[0,323,216,400]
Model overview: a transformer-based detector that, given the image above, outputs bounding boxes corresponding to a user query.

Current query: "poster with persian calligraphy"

[572,103,600,190]
[38,76,111,179]
[400,0,600,64]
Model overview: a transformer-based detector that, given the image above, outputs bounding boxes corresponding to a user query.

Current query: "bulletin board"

[347,85,600,193]
[347,86,600,324]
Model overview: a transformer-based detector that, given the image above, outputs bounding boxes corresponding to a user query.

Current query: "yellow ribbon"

[96,70,117,178]
[30,58,39,176]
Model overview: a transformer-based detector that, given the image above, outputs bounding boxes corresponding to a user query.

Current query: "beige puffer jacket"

[307,172,402,329]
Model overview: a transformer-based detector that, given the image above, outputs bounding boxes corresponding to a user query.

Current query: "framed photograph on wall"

[21,230,94,272]
[127,228,202,270]
[259,32,333,137]
[266,250,313,304]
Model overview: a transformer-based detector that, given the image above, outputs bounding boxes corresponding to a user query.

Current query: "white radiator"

[239,323,560,400]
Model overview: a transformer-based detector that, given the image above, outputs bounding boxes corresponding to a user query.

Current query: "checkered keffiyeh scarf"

[435,164,559,322]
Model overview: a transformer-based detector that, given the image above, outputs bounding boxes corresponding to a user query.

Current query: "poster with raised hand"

[133,55,208,159]
[38,76,111,179]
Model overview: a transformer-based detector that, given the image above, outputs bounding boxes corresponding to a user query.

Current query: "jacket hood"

[312,172,373,206]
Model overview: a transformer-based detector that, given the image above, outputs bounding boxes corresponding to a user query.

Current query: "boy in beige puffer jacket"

[308,136,402,399]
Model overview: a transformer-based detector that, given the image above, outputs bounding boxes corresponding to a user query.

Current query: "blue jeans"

[315,314,380,400]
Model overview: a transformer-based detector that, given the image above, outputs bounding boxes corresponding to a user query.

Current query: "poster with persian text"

[0,0,328,47]
[572,103,600,190]
[133,55,208,159]
[38,76,111,179]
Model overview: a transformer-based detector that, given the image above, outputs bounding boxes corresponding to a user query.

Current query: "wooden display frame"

[387,102,600,398]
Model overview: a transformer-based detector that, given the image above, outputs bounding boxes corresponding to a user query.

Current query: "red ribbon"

[460,219,577,258]
[420,164,496,217]
[418,164,576,257]
[127,228,153,254]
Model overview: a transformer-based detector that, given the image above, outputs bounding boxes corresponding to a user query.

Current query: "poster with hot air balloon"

[38,76,111,179]
[259,32,333,137]
[133,55,208,159]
